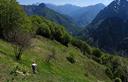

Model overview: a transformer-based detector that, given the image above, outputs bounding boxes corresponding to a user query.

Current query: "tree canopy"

[0,0,32,39]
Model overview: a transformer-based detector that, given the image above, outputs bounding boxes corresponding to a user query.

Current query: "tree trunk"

[15,47,23,60]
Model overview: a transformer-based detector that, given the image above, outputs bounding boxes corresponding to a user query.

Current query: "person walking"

[32,61,37,74]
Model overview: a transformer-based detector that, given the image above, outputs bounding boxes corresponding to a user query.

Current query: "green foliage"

[66,53,76,64]
[30,16,92,56]
[100,55,128,82]
[30,16,71,46]
[0,0,33,60]
[87,48,128,82]
[105,67,113,79]
[71,38,91,55]
[0,37,112,82]
[23,4,79,34]
[66,56,75,64]
[0,0,32,39]
[114,77,122,82]
[10,65,19,76]
[100,54,112,64]
[45,47,56,63]
[92,48,103,58]
[0,1,127,82]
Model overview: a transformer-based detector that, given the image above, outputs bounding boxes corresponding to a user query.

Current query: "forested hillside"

[79,0,128,56]
[47,3,105,27]
[46,4,81,16]
[22,3,79,34]
[0,0,128,82]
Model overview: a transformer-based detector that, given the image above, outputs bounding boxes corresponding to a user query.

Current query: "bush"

[92,48,103,58]
[30,16,71,46]
[105,67,113,79]
[66,55,75,64]
[45,48,56,63]
[60,32,71,46]
[37,25,51,38]
[114,77,122,82]
[103,56,128,82]
[71,38,91,55]
[10,66,19,76]
[100,54,112,64]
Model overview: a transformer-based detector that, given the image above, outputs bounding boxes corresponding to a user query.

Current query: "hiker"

[32,61,37,74]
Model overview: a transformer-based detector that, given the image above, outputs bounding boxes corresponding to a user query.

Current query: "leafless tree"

[4,29,32,60]
[45,48,56,63]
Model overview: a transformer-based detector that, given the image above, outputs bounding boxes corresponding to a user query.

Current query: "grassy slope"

[0,36,113,82]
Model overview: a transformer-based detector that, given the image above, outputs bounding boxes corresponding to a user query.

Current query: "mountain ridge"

[46,3,105,27]
[80,0,128,55]
[46,3,81,16]
[22,3,79,34]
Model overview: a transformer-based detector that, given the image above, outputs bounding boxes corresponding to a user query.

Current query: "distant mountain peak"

[91,0,128,24]
[38,3,45,7]
[95,3,105,6]
[61,4,81,8]
[82,0,128,55]
[62,4,76,6]
[114,0,127,2]
[113,0,128,6]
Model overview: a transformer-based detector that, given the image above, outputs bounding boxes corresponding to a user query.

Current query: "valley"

[0,0,128,82]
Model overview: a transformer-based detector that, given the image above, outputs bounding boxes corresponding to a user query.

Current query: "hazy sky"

[17,0,113,7]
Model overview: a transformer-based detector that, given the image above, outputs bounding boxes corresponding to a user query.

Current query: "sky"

[17,0,113,7]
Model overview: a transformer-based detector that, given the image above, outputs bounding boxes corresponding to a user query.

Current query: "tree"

[61,32,71,46]
[92,48,103,58]
[0,0,32,60]
[5,29,32,60]
[30,16,71,46]
[45,48,56,63]
[114,77,122,82]
[30,16,51,37]
[0,0,32,39]
[71,38,91,55]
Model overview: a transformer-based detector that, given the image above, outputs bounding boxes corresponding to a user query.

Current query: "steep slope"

[22,3,79,34]
[72,3,105,27]
[46,4,81,16]
[80,0,128,55]
[92,0,128,24]
[47,3,105,27]
[0,36,112,82]
[1,0,128,82]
